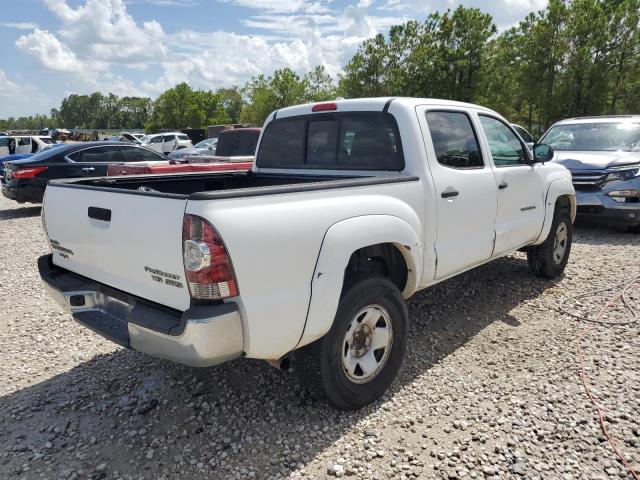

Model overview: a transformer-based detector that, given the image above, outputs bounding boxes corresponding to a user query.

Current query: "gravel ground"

[0,194,639,480]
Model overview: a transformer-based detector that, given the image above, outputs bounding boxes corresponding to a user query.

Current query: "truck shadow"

[0,205,41,221]
[0,254,558,479]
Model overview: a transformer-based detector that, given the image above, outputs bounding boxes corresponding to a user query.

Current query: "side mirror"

[532,143,553,163]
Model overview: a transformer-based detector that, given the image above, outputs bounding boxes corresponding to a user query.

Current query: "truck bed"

[49,171,416,200]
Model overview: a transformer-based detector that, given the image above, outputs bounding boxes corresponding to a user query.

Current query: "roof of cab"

[271,97,498,120]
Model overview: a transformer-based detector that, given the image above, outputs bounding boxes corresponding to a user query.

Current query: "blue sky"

[0,0,548,118]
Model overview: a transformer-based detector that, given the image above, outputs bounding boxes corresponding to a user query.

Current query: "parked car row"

[1,113,638,235]
[2,142,166,203]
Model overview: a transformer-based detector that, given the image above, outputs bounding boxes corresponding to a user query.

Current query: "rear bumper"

[38,254,244,367]
[575,190,640,227]
[1,181,45,203]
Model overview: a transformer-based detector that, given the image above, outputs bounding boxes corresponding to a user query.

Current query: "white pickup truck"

[39,98,575,409]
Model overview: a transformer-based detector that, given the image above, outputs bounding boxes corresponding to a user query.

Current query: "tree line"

[1,0,638,136]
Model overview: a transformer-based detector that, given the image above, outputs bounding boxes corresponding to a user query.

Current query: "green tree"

[304,65,336,101]
[240,68,309,125]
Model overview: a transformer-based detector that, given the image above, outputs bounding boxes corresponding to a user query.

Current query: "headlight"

[605,168,639,182]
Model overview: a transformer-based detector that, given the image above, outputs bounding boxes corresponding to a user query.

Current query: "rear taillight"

[182,214,238,300]
[12,166,48,178]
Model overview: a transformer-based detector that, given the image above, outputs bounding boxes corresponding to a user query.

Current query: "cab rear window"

[257,112,404,171]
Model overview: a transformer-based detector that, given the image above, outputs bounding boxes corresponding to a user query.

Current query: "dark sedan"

[1,142,165,203]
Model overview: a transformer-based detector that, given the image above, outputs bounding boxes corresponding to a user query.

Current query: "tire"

[527,208,572,278]
[628,224,640,234]
[297,274,408,410]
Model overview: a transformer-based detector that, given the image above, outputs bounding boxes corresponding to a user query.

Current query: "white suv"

[142,132,193,155]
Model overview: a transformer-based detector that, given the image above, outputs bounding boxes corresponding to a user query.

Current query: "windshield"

[541,122,640,152]
[195,139,215,148]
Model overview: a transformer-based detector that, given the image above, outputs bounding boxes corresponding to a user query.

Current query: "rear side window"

[162,135,175,142]
[425,111,483,169]
[257,112,404,170]
[40,138,54,144]
[69,146,124,163]
[18,137,31,146]
[177,134,190,141]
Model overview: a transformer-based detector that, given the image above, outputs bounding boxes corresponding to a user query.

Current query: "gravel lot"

[0,194,639,480]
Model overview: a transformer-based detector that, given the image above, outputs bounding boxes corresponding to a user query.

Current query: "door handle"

[88,206,111,222]
[441,189,459,199]
[81,167,95,172]
[498,181,509,190]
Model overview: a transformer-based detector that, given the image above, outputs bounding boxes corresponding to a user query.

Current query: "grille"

[570,170,608,191]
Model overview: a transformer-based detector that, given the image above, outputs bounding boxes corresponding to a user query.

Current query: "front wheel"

[297,274,408,410]
[527,208,572,278]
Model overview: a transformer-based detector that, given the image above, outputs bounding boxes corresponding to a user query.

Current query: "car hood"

[551,151,640,170]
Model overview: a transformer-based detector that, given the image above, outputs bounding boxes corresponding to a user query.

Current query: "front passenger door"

[478,115,544,254]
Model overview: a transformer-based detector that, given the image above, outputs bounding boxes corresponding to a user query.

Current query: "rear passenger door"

[66,146,126,177]
[477,115,544,254]
[417,108,498,280]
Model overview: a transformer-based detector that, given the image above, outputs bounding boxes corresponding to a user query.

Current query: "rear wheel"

[628,224,640,234]
[527,208,572,278]
[297,274,408,410]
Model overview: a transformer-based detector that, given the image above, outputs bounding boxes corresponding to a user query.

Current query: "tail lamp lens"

[12,166,48,178]
[182,215,238,300]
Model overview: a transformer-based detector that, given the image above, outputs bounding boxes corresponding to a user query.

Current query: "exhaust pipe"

[267,355,293,372]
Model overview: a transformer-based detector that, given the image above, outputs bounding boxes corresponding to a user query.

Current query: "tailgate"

[43,185,191,311]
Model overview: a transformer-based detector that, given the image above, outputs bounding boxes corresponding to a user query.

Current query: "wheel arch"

[296,215,422,350]
[533,178,576,245]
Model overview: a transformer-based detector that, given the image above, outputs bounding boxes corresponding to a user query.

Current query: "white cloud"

[43,0,167,63]
[8,0,547,118]
[15,29,85,73]
[0,70,50,117]
[0,22,39,30]
[220,0,330,14]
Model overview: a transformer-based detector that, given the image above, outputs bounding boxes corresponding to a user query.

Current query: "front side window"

[425,111,483,169]
[257,112,404,170]
[0,138,8,147]
[479,115,527,167]
[120,146,164,162]
[540,122,640,152]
